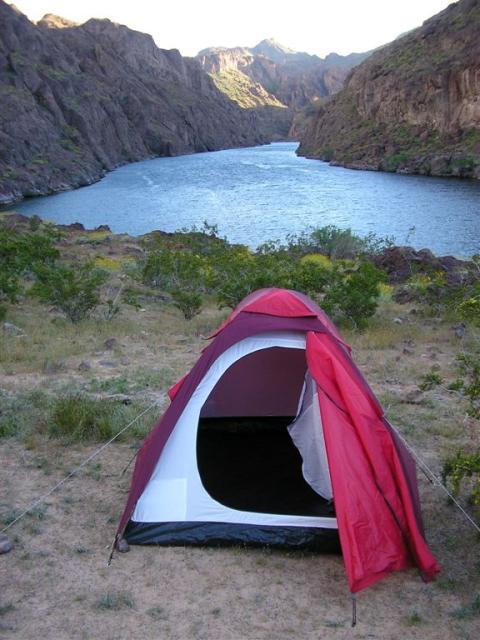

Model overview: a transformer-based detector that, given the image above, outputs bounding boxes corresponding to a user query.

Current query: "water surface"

[6,142,480,256]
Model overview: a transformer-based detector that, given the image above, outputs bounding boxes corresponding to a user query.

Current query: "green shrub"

[143,248,207,319]
[285,226,392,259]
[457,294,480,325]
[0,225,59,302]
[208,244,295,308]
[207,245,258,308]
[291,259,332,299]
[50,395,117,441]
[455,352,480,419]
[48,395,154,443]
[140,223,387,325]
[419,370,443,391]
[442,450,480,507]
[322,261,386,328]
[32,261,108,322]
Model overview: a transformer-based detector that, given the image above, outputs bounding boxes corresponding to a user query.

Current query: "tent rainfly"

[116,288,440,594]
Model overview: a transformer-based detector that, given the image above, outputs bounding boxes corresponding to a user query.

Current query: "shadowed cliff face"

[196,39,369,139]
[298,0,480,180]
[0,3,268,204]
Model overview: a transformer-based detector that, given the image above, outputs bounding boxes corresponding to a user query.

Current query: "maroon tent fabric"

[117,288,440,592]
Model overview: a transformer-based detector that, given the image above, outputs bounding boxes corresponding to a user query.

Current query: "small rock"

[454,323,466,339]
[95,224,111,232]
[0,534,12,554]
[98,360,117,368]
[104,338,118,350]
[2,322,24,335]
[116,537,130,553]
[403,390,424,404]
[78,361,91,371]
[393,317,403,325]
[43,359,66,374]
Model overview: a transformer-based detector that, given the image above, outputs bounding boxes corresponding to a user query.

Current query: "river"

[5,142,480,256]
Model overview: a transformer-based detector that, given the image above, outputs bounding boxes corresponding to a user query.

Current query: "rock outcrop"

[0,2,269,204]
[298,0,480,179]
[197,39,369,139]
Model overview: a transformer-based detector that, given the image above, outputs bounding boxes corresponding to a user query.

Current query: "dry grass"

[1,283,479,639]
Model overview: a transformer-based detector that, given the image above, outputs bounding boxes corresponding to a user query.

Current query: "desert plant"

[285,226,392,259]
[207,245,257,308]
[0,225,59,302]
[419,370,443,391]
[32,261,108,322]
[454,352,480,419]
[322,261,385,328]
[143,248,207,319]
[49,395,118,441]
[291,256,333,299]
[442,450,480,508]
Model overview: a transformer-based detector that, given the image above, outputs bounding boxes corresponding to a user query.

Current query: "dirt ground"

[1,245,479,638]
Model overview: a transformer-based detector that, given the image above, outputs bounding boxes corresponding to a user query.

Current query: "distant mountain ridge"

[0,2,269,204]
[196,39,370,138]
[197,39,370,108]
[298,0,480,179]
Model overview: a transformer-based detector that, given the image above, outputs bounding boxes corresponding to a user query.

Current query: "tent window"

[197,347,334,517]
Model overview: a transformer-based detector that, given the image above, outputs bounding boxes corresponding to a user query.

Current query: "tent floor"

[125,520,340,551]
[197,417,335,518]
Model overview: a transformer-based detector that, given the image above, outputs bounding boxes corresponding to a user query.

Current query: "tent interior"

[197,345,335,518]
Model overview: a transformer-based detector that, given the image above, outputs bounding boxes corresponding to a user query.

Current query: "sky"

[12,0,456,58]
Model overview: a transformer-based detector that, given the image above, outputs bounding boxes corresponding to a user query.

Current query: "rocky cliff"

[298,0,480,180]
[197,39,369,138]
[0,3,269,204]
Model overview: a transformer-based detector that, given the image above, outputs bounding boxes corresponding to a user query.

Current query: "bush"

[32,261,108,322]
[0,225,59,302]
[285,225,392,260]
[291,257,332,299]
[454,352,480,419]
[322,261,386,328]
[206,245,257,308]
[442,450,480,507]
[208,244,295,309]
[140,223,387,325]
[142,248,207,319]
[457,293,480,325]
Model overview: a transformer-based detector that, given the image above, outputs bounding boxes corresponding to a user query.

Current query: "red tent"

[117,288,439,593]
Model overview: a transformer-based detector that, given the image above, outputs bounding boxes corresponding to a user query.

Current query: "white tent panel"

[132,331,337,530]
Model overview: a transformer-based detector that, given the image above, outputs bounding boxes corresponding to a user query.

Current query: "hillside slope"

[197,40,369,138]
[0,3,268,204]
[297,0,480,179]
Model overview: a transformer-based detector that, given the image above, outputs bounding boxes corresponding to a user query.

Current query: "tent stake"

[351,593,357,627]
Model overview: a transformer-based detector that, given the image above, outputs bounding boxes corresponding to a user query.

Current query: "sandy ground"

[0,437,477,640]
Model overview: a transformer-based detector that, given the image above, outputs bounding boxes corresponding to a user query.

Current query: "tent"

[116,288,440,593]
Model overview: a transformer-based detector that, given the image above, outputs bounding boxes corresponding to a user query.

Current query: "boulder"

[371,246,472,284]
